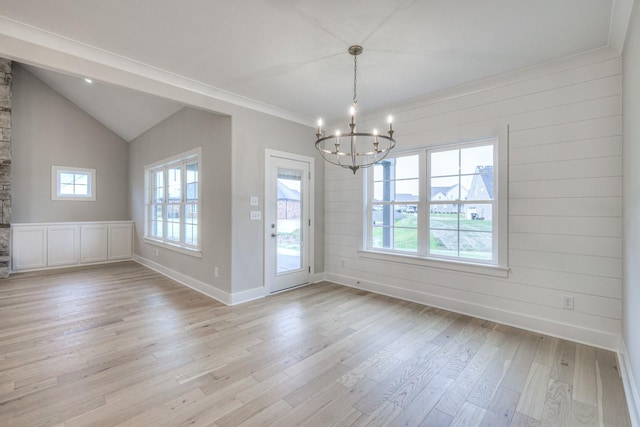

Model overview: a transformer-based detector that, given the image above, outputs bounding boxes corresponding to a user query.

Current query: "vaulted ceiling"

[0,0,630,140]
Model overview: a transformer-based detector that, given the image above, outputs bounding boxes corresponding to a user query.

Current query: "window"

[366,138,502,267]
[371,155,419,252]
[145,148,200,253]
[428,143,494,261]
[52,166,96,201]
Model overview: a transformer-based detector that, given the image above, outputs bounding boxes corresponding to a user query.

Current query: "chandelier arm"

[316,134,395,157]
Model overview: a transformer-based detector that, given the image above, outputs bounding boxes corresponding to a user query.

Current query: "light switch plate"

[250,210,261,220]
[250,196,259,206]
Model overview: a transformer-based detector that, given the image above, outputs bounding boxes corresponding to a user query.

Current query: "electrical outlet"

[214,267,219,278]
[250,211,261,220]
[562,295,574,310]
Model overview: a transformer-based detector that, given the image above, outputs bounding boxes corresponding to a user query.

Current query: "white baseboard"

[229,286,266,305]
[619,338,640,427]
[10,258,133,274]
[311,272,326,283]
[325,272,620,351]
[134,256,329,306]
[134,255,231,305]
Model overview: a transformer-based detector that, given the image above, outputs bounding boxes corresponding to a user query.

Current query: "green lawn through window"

[372,213,492,260]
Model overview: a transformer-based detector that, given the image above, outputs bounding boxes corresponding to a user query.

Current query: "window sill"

[144,238,202,258]
[358,249,509,278]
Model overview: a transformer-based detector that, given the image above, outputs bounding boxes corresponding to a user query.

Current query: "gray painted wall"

[11,65,129,222]
[229,106,325,294]
[623,0,640,413]
[129,107,233,292]
[129,104,324,297]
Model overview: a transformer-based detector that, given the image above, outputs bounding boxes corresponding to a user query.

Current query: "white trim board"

[134,255,267,306]
[10,258,131,274]
[325,272,621,351]
[134,255,230,304]
[609,0,636,53]
[311,272,326,283]
[619,338,640,427]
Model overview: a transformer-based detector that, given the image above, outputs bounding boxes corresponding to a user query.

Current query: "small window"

[51,166,96,201]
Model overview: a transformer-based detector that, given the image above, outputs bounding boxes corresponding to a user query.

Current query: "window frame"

[51,166,96,201]
[362,136,508,277]
[144,148,202,257]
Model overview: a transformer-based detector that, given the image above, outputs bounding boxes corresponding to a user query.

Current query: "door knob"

[271,233,277,237]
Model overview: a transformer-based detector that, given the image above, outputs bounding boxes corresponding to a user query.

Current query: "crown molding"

[0,16,314,127]
[609,0,636,54]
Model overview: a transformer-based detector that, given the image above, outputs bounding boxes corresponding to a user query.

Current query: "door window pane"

[277,168,302,274]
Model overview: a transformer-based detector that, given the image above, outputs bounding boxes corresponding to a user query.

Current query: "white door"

[265,151,312,293]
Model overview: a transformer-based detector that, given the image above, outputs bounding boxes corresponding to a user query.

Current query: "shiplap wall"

[324,47,622,350]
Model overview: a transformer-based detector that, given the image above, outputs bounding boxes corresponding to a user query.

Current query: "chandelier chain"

[353,54,358,104]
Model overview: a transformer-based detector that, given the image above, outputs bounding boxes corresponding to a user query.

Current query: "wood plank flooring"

[0,262,631,426]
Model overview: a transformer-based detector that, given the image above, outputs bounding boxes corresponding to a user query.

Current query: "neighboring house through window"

[365,137,505,270]
[428,143,495,261]
[144,148,201,254]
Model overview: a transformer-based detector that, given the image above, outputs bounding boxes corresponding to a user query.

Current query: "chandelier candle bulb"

[373,129,379,151]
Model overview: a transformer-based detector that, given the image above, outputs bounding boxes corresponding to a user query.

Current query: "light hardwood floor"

[0,262,631,426]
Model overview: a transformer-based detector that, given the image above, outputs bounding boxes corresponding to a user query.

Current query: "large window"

[366,139,499,265]
[145,148,200,253]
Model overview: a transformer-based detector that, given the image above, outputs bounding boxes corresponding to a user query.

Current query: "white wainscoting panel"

[80,224,109,263]
[12,226,47,270]
[12,221,133,272]
[47,225,79,267]
[108,223,133,260]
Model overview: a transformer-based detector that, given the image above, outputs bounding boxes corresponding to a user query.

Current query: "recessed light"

[84,78,93,84]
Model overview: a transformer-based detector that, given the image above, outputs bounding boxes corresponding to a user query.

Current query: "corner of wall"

[619,338,640,427]
[134,255,231,305]
[133,254,272,307]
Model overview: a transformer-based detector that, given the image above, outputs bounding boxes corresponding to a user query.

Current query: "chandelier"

[315,45,396,174]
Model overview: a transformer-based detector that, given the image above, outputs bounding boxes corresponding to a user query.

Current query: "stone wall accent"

[0,58,11,278]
